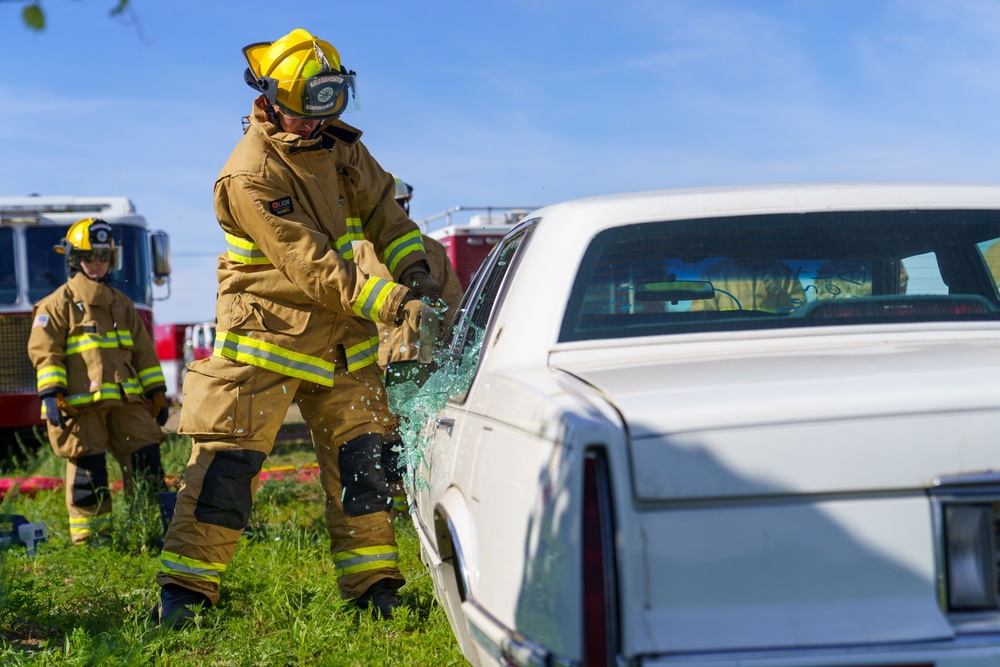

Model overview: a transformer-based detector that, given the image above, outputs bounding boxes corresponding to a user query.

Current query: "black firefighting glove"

[395,297,423,332]
[399,261,441,300]
[147,388,169,427]
[41,391,76,429]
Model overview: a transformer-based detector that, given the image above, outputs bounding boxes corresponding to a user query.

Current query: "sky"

[5,0,1000,324]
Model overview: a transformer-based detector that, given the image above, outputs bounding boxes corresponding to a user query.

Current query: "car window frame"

[440,218,538,405]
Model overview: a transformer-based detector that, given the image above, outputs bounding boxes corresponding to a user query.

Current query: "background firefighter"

[26,217,170,546]
[352,176,464,514]
[154,29,440,628]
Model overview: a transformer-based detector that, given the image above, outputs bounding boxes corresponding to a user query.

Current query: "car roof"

[528,181,1000,232]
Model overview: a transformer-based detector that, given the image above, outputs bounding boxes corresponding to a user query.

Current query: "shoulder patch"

[32,314,49,327]
[269,197,294,216]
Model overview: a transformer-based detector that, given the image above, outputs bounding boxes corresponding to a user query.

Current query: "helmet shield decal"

[88,222,113,249]
[303,72,352,116]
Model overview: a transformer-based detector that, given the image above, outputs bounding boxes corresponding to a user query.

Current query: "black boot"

[154,584,211,629]
[355,580,403,619]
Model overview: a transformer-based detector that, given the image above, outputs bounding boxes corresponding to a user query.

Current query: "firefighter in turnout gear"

[352,177,464,515]
[154,29,440,628]
[27,218,170,545]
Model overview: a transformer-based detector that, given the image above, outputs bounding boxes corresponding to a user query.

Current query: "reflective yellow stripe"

[225,232,272,265]
[213,331,335,387]
[65,333,121,355]
[121,379,143,396]
[352,277,395,323]
[383,230,425,273]
[37,365,66,392]
[392,495,408,514]
[65,383,123,406]
[345,336,379,372]
[159,550,226,585]
[69,513,112,537]
[115,329,134,347]
[139,365,165,389]
[333,545,399,577]
[331,219,365,260]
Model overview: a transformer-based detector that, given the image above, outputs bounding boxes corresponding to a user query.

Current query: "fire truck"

[0,196,171,441]
[419,206,536,289]
[154,321,215,402]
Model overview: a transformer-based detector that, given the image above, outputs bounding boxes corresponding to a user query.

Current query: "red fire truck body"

[0,196,170,435]
[154,321,215,402]
[421,207,533,289]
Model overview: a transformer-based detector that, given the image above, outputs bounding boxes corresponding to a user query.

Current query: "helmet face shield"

[260,70,360,118]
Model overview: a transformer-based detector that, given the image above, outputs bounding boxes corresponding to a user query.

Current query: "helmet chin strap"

[261,98,282,128]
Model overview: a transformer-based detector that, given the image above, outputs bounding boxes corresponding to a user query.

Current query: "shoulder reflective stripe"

[225,232,272,265]
[159,550,226,585]
[139,366,165,387]
[345,336,379,372]
[383,230,425,273]
[333,545,399,577]
[36,365,67,390]
[65,333,121,355]
[352,277,394,323]
[116,329,134,347]
[66,383,123,406]
[213,331,335,387]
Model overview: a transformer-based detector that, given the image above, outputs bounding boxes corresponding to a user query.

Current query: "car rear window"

[560,210,1000,342]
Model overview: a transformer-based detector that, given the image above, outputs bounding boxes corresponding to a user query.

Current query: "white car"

[405,183,1000,667]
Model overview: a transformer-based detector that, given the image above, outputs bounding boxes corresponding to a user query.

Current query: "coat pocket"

[226,293,312,337]
[178,357,256,438]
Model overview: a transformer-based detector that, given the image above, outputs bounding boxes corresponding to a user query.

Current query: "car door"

[411,223,536,576]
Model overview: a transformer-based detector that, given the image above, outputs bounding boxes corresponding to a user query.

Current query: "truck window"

[0,227,16,305]
[25,225,151,305]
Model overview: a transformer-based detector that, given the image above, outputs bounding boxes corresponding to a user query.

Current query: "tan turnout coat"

[210,96,428,387]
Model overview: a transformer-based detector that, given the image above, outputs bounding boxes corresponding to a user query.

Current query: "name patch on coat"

[269,197,294,216]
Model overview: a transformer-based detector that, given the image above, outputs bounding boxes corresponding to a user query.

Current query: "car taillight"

[943,503,999,610]
[583,451,617,667]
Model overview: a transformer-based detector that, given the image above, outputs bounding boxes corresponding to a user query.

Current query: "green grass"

[0,433,468,666]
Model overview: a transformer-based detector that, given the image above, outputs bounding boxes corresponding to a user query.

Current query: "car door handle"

[435,418,455,435]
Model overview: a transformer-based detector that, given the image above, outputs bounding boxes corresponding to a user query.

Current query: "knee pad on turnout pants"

[339,433,392,516]
[71,453,108,507]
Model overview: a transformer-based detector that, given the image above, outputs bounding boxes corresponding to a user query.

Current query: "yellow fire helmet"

[55,217,120,271]
[243,28,359,118]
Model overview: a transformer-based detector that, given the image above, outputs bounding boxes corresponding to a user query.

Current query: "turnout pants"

[46,399,164,544]
[157,347,403,605]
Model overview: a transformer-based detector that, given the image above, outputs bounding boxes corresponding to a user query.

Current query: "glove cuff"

[399,260,431,282]
[39,389,64,400]
[145,386,167,399]
[395,295,421,326]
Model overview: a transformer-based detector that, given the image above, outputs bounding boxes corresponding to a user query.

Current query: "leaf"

[22,3,44,31]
